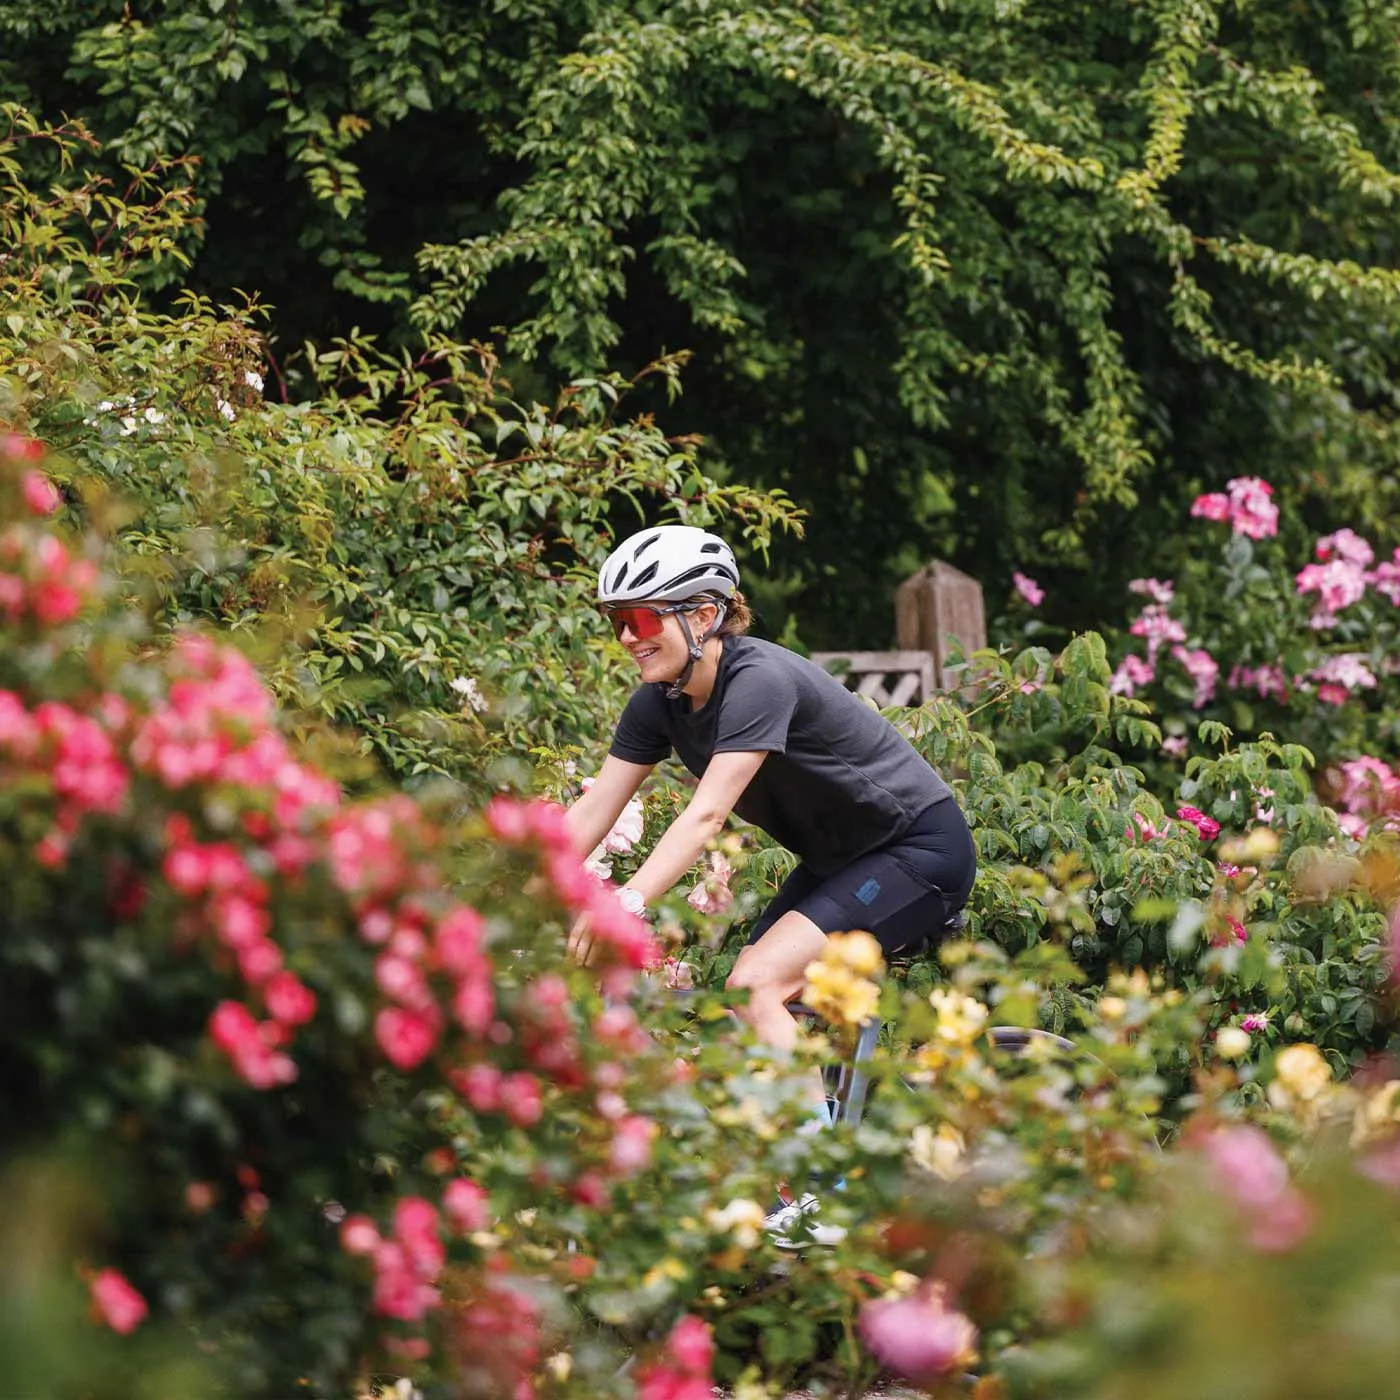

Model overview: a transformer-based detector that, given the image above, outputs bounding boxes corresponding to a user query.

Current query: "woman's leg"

[726,909,831,1118]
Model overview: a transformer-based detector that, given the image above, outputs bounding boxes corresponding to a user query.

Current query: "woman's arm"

[564,754,654,859]
[622,750,769,905]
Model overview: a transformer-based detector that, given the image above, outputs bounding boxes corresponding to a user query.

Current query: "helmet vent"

[633,532,663,558]
[700,542,723,554]
[630,560,660,590]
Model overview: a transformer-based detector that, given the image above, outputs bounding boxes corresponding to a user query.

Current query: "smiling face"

[609,599,719,683]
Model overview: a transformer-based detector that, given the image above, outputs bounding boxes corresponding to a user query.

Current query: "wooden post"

[895,561,986,690]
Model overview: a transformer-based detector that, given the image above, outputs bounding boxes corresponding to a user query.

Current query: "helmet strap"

[662,602,726,700]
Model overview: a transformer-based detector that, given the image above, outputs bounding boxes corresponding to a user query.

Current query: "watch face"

[618,888,645,915]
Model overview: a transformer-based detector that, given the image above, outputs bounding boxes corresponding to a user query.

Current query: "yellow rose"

[826,929,886,978]
[1352,1080,1400,1147]
[803,958,881,1027]
[1274,1043,1331,1100]
[1215,1026,1252,1060]
[911,1122,967,1180]
[930,988,990,1046]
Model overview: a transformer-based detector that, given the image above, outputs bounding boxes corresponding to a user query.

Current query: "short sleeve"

[713,656,797,754]
[609,686,672,765]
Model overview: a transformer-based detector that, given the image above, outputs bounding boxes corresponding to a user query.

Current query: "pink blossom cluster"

[859,1283,979,1382]
[362,899,498,1073]
[636,1315,716,1400]
[687,849,734,915]
[1329,757,1400,839]
[1227,663,1288,703]
[1176,806,1221,840]
[1309,652,1377,707]
[133,635,339,830]
[89,1268,148,1334]
[1171,645,1219,708]
[1296,530,1400,626]
[0,466,99,627]
[1198,1123,1313,1251]
[452,1274,545,1397]
[1127,602,1186,665]
[1190,477,1279,539]
[485,795,660,972]
[0,693,131,867]
[340,1192,480,1322]
[1011,570,1044,607]
[1109,653,1154,698]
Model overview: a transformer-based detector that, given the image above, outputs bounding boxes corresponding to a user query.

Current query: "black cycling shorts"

[745,798,977,958]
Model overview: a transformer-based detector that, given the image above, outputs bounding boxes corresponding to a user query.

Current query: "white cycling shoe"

[763,1193,848,1249]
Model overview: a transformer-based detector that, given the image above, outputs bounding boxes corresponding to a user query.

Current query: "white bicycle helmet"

[597,525,739,606]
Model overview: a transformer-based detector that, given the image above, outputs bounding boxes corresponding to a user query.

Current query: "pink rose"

[90,1268,148,1334]
[443,1178,490,1233]
[374,1007,439,1071]
[859,1286,978,1381]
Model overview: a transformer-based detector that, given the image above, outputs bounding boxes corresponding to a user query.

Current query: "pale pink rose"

[859,1286,978,1381]
[90,1268,148,1334]
[1128,577,1175,604]
[1225,476,1279,539]
[1369,552,1400,605]
[20,470,61,515]
[609,1114,658,1176]
[340,1214,380,1255]
[1161,735,1188,759]
[1316,528,1374,568]
[443,1178,490,1233]
[1191,492,1231,522]
[1110,654,1155,697]
[1200,1123,1314,1252]
[1171,644,1219,708]
[1129,603,1186,664]
[666,1315,715,1375]
[1311,653,1377,696]
[1012,570,1044,607]
[687,850,734,915]
[1297,559,1367,626]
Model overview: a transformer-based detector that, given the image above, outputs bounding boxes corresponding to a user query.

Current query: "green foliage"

[9,3,1400,641]
[0,107,801,789]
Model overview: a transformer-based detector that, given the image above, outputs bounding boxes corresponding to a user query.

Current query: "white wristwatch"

[614,886,646,917]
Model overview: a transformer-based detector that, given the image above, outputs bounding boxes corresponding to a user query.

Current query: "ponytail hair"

[715,590,753,638]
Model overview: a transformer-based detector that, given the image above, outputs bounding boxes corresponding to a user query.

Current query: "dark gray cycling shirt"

[608,635,953,876]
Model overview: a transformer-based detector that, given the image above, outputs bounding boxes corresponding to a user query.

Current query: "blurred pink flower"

[1191,478,1278,538]
[1200,1123,1313,1252]
[1110,654,1154,697]
[1296,558,1367,627]
[859,1285,978,1381]
[1128,577,1175,605]
[687,849,733,915]
[1310,653,1377,703]
[21,470,61,516]
[374,1006,439,1071]
[1240,1011,1270,1033]
[1129,604,1186,664]
[1369,551,1400,605]
[1012,571,1044,607]
[1228,663,1288,703]
[1176,806,1220,840]
[1161,735,1188,759]
[1129,812,1163,841]
[1316,528,1374,567]
[1171,644,1219,708]
[1225,477,1279,539]
[90,1268,147,1334]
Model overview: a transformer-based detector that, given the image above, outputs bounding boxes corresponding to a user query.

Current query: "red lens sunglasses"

[600,603,692,641]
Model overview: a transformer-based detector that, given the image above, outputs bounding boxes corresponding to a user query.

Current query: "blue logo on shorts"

[854,878,881,907]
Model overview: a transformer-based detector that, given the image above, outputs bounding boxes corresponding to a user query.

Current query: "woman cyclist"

[563,525,977,1232]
